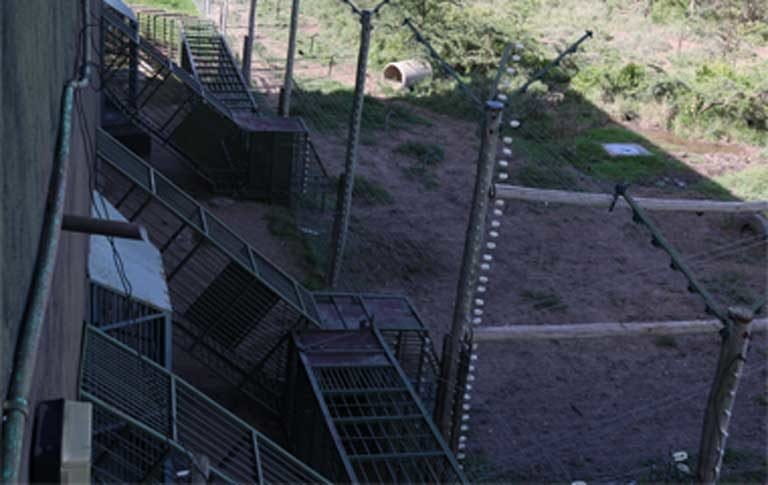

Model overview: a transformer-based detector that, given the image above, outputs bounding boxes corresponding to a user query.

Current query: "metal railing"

[96,128,320,413]
[81,326,330,483]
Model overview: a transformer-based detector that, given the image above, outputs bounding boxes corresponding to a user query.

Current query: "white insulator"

[503,136,513,144]
[474,298,485,306]
[462,414,470,421]
[497,93,508,101]
[510,119,521,128]
[482,254,493,262]
[462,404,471,411]
[497,159,509,168]
[512,54,521,62]
[465,384,473,392]
[424,337,431,344]
[472,317,482,325]
[473,308,483,316]
[458,442,467,450]
[503,147,512,156]
[457,453,466,460]
[463,393,472,401]
[459,464,464,470]
[506,67,516,75]
[471,354,479,361]
[488,230,499,238]
[460,424,469,432]
[469,365,476,372]
[476,285,487,293]
[498,173,509,181]
[493,209,503,217]
[478,275,489,284]
[459,435,468,442]
[515,42,524,50]
[472,343,479,350]
[467,374,476,382]
[480,263,491,271]
[486,242,496,250]
[491,220,501,228]
[495,199,505,207]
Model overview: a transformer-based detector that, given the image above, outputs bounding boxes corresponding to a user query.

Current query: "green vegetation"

[129,0,199,15]
[396,141,445,190]
[520,289,565,311]
[653,335,679,349]
[265,208,326,289]
[347,175,395,205]
[694,165,768,201]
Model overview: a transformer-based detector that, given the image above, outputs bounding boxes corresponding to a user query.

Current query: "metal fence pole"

[696,306,755,484]
[279,0,301,117]
[434,100,504,439]
[242,0,258,85]
[326,10,373,287]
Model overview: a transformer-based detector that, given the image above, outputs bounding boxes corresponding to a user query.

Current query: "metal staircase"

[285,327,467,484]
[81,326,330,483]
[182,20,258,112]
[96,128,321,413]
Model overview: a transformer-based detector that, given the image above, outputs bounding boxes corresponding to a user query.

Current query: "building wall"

[0,0,98,479]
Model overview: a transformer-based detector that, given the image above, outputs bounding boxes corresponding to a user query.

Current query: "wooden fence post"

[696,306,755,484]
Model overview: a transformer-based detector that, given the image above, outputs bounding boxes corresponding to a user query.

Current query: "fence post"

[696,306,755,484]
[326,10,373,287]
[434,100,504,439]
[242,0,258,85]
[279,0,301,117]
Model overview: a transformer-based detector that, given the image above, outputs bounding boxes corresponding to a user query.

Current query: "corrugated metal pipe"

[0,0,93,481]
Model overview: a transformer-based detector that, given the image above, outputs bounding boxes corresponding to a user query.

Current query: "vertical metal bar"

[170,376,179,441]
[434,100,504,439]
[279,0,300,117]
[164,312,173,370]
[129,20,139,108]
[251,431,264,483]
[326,10,373,287]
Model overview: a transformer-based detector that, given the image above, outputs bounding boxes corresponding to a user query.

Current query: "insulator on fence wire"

[472,343,479,350]
[515,42,524,50]
[480,262,491,270]
[472,317,482,325]
[498,160,509,169]
[465,383,473,392]
[494,199,505,207]
[469,365,476,372]
[503,136,513,144]
[506,67,516,75]
[482,254,493,262]
[459,435,467,442]
[462,403,471,411]
[512,54,521,62]
[477,285,487,293]
[493,209,503,217]
[462,414,470,421]
[460,424,469,432]
[489,230,499,238]
[467,374,476,382]
[463,393,472,401]
[474,298,485,306]
[473,308,483,316]
[502,147,512,156]
[457,452,466,460]
[510,119,521,128]
[498,173,509,181]
[470,354,478,361]
[497,93,508,101]
[479,275,489,284]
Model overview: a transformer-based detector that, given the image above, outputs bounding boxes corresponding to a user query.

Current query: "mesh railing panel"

[82,327,330,484]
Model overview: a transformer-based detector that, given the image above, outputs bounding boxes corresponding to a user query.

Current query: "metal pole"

[61,214,147,240]
[326,10,373,287]
[279,0,301,117]
[434,100,504,438]
[242,0,258,85]
[696,306,755,484]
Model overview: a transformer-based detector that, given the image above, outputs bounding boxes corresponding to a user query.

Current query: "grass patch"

[520,289,565,311]
[702,271,758,307]
[395,141,445,190]
[265,208,327,289]
[129,0,199,15]
[349,175,394,206]
[572,126,679,182]
[653,335,679,350]
[291,79,430,134]
[694,165,768,201]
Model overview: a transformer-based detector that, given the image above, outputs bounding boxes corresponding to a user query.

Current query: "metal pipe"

[1,0,93,481]
[242,0,258,85]
[62,215,147,240]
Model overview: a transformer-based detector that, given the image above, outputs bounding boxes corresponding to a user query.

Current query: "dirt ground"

[176,5,768,483]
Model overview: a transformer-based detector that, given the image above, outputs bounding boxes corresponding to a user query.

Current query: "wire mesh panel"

[96,128,321,412]
[82,326,330,484]
[312,292,441,413]
[286,328,466,484]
